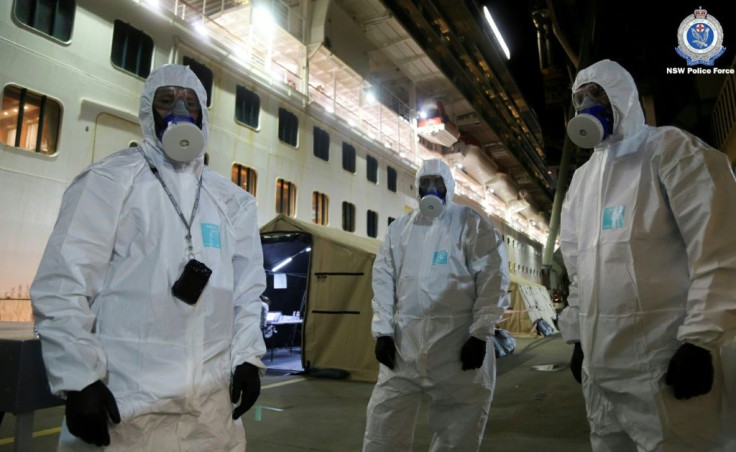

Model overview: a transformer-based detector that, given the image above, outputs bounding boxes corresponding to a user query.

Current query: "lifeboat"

[417,100,460,147]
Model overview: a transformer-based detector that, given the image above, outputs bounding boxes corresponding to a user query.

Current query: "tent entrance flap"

[260,215,382,382]
[261,232,312,353]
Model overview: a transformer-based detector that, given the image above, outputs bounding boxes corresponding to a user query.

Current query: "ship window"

[312,191,329,225]
[367,209,378,238]
[1,84,61,155]
[387,166,397,192]
[278,107,298,146]
[276,178,296,217]
[183,56,213,108]
[14,0,75,42]
[232,163,257,197]
[342,201,355,232]
[342,142,356,173]
[111,20,153,78]
[366,154,378,184]
[388,217,396,226]
[313,126,329,161]
[204,152,209,166]
[235,85,260,129]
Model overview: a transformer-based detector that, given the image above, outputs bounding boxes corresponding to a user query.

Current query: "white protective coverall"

[30,65,266,451]
[558,59,736,451]
[363,159,510,451]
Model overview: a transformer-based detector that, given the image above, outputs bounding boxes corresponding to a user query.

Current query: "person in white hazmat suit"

[30,64,266,450]
[363,159,510,451]
[559,59,736,451]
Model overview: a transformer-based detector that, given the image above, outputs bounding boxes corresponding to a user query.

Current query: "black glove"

[65,380,121,446]
[231,362,261,419]
[570,342,583,384]
[375,336,396,369]
[665,342,714,400]
[460,336,487,370]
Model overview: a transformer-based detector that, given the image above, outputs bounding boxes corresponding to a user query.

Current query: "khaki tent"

[260,215,381,382]
[500,273,558,336]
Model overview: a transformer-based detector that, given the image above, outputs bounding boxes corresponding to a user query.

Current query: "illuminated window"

[231,163,257,196]
[366,154,378,183]
[276,178,296,217]
[183,56,213,107]
[313,126,329,161]
[1,85,61,155]
[278,107,298,146]
[387,166,397,192]
[342,142,356,173]
[342,201,355,232]
[312,191,329,225]
[367,209,378,238]
[235,85,260,129]
[111,20,153,78]
[14,0,75,42]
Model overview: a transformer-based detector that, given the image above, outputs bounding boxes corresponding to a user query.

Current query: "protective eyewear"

[572,83,608,109]
[419,175,446,192]
[153,86,201,112]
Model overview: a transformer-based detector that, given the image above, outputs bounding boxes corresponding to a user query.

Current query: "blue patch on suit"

[432,250,448,265]
[602,205,625,230]
[201,223,221,249]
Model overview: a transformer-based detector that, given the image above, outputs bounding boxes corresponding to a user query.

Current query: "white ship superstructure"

[0,0,552,317]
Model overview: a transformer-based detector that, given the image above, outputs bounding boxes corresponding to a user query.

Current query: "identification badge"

[602,205,625,230]
[432,250,448,265]
[201,223,221,249]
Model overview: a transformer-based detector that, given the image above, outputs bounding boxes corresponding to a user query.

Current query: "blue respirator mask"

[566,84,614,149]
[153,86,205,163]
[418,176,447,219]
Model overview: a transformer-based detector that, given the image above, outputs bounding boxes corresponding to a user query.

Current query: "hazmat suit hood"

[415,158,455,205]
[572,59,646,148]
[139,64,210,162]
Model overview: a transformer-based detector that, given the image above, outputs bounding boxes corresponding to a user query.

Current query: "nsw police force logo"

[675,7,725,66]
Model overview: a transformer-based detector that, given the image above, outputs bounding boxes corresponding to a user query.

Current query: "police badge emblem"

[675,7,725,66]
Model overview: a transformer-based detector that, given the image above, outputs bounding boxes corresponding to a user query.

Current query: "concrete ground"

[0,335,591,451]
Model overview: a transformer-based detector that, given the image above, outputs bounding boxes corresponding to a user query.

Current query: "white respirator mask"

[159,102,204,163]
[153,86,205,163]
[566,83,614,149]
[566,103,614,148]
[418,175,447,219]
[419,195,444,219]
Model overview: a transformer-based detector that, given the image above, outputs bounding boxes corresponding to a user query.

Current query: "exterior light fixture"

[483,6,510,59]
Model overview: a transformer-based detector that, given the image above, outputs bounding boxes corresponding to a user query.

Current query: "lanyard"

[138,148,203,259]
